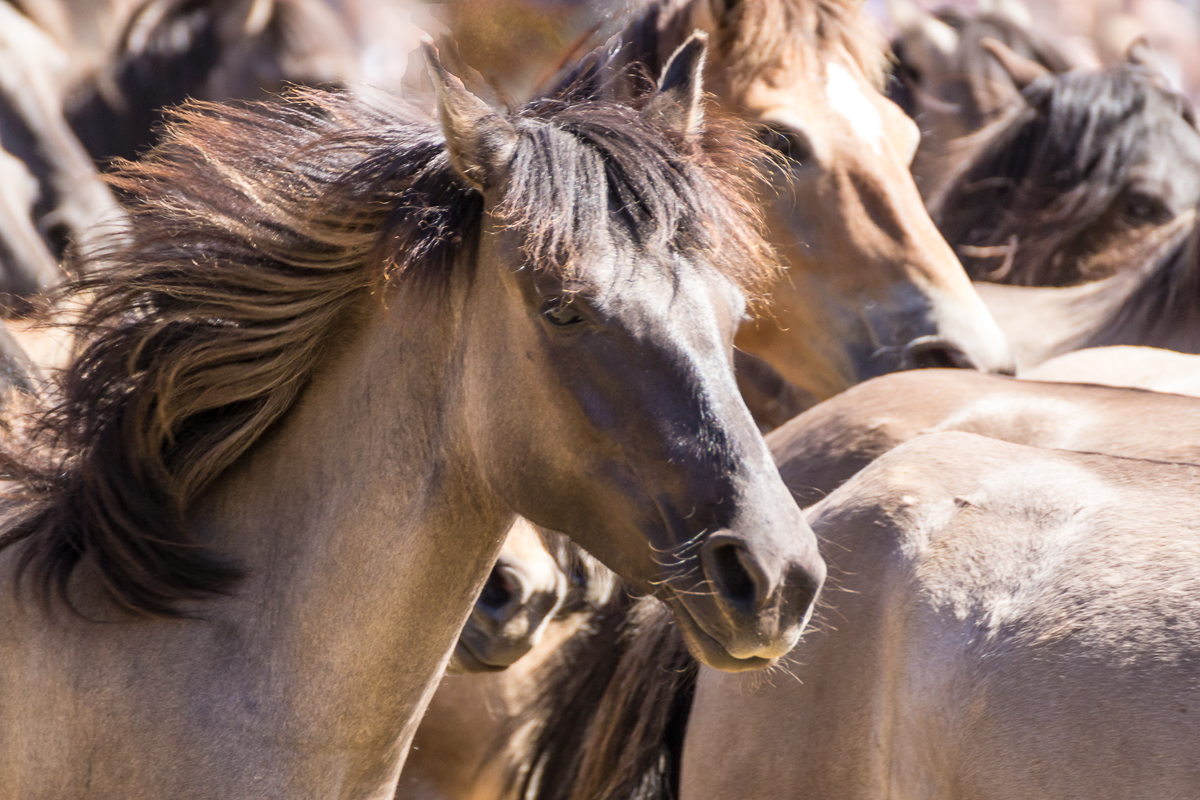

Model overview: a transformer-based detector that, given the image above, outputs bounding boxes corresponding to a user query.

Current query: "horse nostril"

[904,338,976,371]
[704,541,762,614]
[478,567,515,613]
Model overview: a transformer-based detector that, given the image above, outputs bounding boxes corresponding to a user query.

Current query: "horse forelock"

[0,80,774,617]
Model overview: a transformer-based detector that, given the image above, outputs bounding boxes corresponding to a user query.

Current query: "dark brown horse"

[0,39,824,797]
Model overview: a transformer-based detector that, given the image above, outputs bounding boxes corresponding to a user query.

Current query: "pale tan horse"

[508,359,1200,800]
[559,0,1014,403]
[0,40,825,798]
[684,431,1200,800]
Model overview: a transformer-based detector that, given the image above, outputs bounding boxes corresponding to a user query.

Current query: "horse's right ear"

[981,37,1049,91]
[424,41,518,191]
[642,32,708,140]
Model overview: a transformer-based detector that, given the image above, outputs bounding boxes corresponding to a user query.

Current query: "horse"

[64,0,360,164]
[448,520,583,676]
[929,41,1200,286]
[551,0,1014,404]
[397,529,616,800]
[682,432,1200,800]
[766,368,1200,507]
[513,368,1200,800]
[887,0,1075,195]
[0,1,126,304]
[0,37,825,798]
[976,207,1200,369]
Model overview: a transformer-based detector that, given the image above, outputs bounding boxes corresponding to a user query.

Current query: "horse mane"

[930,65,1197,286]
[0,79,778,616]
[511,593,698,800]
[712,0,890,91]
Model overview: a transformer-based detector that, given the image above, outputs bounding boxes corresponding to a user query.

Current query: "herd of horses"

[2,0,1200,797]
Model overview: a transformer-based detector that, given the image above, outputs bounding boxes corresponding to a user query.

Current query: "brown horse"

[0,39,824,798]
[887,0,1075,195]
[1023,345,1200,396]
[552,0,1014,403]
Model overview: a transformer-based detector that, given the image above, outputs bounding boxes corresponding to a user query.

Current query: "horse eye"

[759,124,813,165]
[542,302,584,327]
[1121,192,1169,224]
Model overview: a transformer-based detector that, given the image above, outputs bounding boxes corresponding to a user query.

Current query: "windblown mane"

[930,66,1198,286]
[0,79,777,616]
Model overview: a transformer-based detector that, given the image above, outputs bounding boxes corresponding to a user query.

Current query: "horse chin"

[663,592,776,673]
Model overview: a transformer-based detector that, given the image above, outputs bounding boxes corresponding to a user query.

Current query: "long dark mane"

[930,65,1198,286]
[0,75,777,616]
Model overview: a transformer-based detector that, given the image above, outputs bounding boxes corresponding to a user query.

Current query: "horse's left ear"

[642,31,708,140]
[424,41,518,191]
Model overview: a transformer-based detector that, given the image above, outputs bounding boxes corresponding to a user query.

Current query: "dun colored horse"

[977,209,1199,369]
[515,368,1200,800]
[683,432,1200,799]
[0,38,824,798]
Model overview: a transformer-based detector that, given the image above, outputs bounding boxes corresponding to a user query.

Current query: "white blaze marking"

[825,63,884,154]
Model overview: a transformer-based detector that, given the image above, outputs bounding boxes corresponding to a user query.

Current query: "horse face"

[458,216,824,671]
[426,36,824,671]
[730,50,1015,400]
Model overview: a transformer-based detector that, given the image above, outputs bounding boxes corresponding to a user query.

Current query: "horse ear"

[888,0,959,59]
[424,41,518,191]
[981,37,1049,90]
[642,32,708,139]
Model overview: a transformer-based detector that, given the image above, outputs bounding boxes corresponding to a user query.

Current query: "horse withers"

[0,36,822,799]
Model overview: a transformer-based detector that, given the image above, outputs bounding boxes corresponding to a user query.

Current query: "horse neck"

[182,284,513,794]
